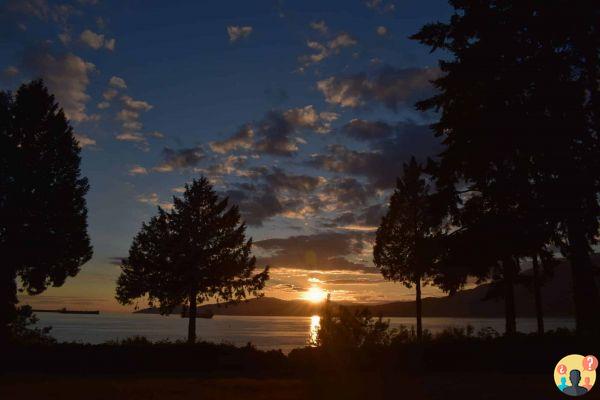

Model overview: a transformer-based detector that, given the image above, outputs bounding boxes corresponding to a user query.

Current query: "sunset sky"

[1,0,457,312]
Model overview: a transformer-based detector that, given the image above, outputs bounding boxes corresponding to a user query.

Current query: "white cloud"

[121,95,153,111]
[128,165,148,175]
[227,25,253,42]
[115,132,145,142]
[109,76,127,89]
[137,193,173,210]
[210,126,254,154]
[376,26,389,36]
[3,66,19,78]
[80,29,104,49]
[73,133,96,148]
[117,109,140,123]
[102,88,118,100]
[328,33,357,51]
[104,38,115,51]
[97,101,110,109]
[299,32,357,68]
[310,20,328,35]
[317,67,439,111]
[80,29,116,51]
[58,32,71,45]
[147,131,165,139]
[23,51,95,122]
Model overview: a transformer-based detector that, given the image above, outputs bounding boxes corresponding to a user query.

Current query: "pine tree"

[373,157,438,340]
[0,80,92,344]
[116,177,269,343]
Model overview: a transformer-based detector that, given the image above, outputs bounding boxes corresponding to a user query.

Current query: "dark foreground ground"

[2,331,598,400]
[0,373,566,400]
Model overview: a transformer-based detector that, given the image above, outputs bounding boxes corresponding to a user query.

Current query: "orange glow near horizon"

[302,286,328,303]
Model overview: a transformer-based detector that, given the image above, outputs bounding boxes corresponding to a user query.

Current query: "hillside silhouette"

[136,255,597,318]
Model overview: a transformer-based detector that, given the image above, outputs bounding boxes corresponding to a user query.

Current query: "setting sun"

[302,286,328,303]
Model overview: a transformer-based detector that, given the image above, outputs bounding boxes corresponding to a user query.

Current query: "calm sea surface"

[33,313,574,353]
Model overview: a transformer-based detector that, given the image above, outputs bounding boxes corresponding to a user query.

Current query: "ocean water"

[33,313,575,353]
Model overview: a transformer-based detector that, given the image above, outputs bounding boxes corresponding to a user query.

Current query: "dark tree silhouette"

[412,1,600,334]
[116,177,269,343]
[373,157,438,340]
[0,80,92,344]
[529,252,556,335]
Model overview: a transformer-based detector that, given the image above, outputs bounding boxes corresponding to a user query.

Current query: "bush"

[314,302,394,350]
[9,305,55,345]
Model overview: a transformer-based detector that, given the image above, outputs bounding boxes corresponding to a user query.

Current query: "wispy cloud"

[227,25,253,42]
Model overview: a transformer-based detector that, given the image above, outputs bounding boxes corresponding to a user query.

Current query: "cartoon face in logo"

[555,355,597,397]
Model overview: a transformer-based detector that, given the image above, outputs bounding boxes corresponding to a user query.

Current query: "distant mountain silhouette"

[135,256,598,318]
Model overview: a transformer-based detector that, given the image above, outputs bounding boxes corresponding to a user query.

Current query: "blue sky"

[2,0,455,311]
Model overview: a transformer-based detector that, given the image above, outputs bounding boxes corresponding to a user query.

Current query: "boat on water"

[180,306,214,319]
[32,308,100,315]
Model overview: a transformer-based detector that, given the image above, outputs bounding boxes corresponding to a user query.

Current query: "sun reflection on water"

[309,315,320,346]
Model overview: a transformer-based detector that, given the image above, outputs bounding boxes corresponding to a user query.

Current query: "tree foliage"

[412,0,600,334]
[0,80,92,343]
[116,177,269,342]
[373,157,439,339]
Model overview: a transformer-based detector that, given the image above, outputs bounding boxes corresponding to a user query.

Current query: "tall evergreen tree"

[412,0,600,334]
[373,157,438,340]
[0,80,92,344]
[116,177,269,343]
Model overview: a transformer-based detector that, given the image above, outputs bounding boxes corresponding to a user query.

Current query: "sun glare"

[303,286,327,303]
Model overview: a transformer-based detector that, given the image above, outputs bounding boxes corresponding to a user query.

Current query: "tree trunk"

[532,255,544,335]
[0,267,17,347]
[567,222,600,334]
[415,277,422,341]
[187,289,197,344]
[503,258,517,336]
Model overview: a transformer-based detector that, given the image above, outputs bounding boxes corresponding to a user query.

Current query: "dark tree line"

[0,80,92,345]
[376,0,599,336]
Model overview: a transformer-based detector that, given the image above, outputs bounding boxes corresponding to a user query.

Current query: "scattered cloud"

[341,119,394,141]
[227,25,253,42]
[80,29,115,51]
[153,146,205,172]
[23,50,95,122]
[102,88,118,100]
[58,32,71,45]
[128,165,148,175]
[307,122,440,189]
[109,76,127,89]
[2,65,19,79]
[317,66,439,111]
[364,0,395,13]
[104,38,115,51]
[147,131,165,139]
[73,133,96,148]
[309,20,328,35]
[137,193,173,210]
[254,232,375,272]
[299,32,357,69]
[210,125,254,154]
[114,94,154,147]
[97,101,110,109]
[7,0,78,23]
[115,132,145,143]
[121,95,153,111]
[211,106,338,157]
[376,26,389,36]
